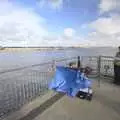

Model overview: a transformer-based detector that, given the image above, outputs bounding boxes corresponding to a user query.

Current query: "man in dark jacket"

[114,46,120,85]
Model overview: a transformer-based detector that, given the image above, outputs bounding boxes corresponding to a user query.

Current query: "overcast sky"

[0,0,120,47]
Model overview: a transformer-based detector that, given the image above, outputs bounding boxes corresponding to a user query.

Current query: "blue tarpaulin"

[49,66,92,97]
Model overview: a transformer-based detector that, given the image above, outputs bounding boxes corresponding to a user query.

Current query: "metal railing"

[99,56,114,77]
[81,56,114,77]
[0,56,114,119]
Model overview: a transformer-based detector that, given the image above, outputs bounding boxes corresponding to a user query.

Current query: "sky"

[0,0,120,47]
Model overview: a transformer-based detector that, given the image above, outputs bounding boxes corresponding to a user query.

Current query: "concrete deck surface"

[34,81,120,120]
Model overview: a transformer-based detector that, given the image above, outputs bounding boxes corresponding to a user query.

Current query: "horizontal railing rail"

[0,57,77,75]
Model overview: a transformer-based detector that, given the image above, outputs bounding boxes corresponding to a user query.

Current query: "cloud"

[1,0,119,47]
[99,0,120,14]
[0,1,50,47]
[84,0,120,47]
[64,28,75,38]
[0,1,81,47]
[38,0,64,10]
[50,0,63,9]
[42,27,86,47]
[90,15,120,35]
[86,14,120,47]
[86,32,120,47]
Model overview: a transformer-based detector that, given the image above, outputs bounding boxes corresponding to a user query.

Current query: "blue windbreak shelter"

[49,66,92,97]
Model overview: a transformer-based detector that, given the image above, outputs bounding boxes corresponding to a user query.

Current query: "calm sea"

[0,47,117,72]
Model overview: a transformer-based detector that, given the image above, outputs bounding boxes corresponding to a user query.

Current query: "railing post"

[52,60,56,72]
[80,56,82,68]
[98,56,101,87]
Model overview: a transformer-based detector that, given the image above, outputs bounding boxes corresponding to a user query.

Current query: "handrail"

[100,56,114,59]
[0,57,77,75]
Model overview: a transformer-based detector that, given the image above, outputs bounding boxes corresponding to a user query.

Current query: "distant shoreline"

[0,46,117,53]
[0,47,79,53]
